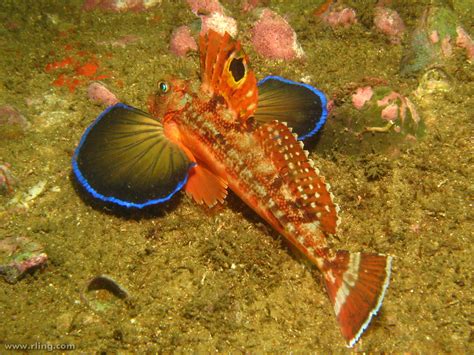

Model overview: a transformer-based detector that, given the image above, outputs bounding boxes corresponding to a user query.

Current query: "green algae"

[0,0,473,353]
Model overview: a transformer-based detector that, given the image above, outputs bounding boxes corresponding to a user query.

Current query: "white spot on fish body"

[286,223,296,233]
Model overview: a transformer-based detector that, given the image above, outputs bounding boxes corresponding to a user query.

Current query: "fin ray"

[255,76,328,140]
[184,164,228,207]
[199,30,258,121]
[322,250,392,347]
[72,103,193,208]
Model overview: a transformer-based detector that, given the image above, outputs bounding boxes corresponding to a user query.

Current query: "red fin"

[184,164,228,207]
[199,29,258,120]
[322,250,392,347]
[253,121,338,235]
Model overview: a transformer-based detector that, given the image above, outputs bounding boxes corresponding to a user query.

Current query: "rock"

[0,236,48,284]
[400,6,470,76]
[170,26,198,57]
[317,85,425,156]
[187,0,224,15]
[251,8,304,60]
[373,6,405,44]
[0,105,29,139]
[200,12,238,37]
[87,82,119,107]
[317,6,357,29]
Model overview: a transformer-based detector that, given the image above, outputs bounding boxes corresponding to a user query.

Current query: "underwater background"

[0,0,472,352]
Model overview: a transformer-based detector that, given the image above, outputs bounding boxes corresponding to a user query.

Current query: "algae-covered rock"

[400,6,467,76]
[317,85,425,156]
[0,236,48,283]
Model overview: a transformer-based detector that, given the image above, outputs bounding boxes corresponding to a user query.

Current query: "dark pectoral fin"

[72,103,193,208]
[255,76,328,140]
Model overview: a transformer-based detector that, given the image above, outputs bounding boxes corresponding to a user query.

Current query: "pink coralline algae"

[187,0,224,15]
[456,26,474,60]
[376,91,419,124]
[251,8,304,60]
[185,0,237,37]
[87,82,119,106]
[170,26,198,56]
[352,87,421,131]
[352,86,374,109]
[441,35,453,57]
[381,103,399,121]
[373,6,405,44]
[242,0,267,13]
[83,0,160,12]
[200,12,238,37]
[320,7,357,28]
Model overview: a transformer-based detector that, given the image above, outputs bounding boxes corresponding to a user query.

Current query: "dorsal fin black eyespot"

[229,57,245,82]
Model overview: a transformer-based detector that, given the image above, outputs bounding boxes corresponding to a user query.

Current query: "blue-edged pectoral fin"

[72,103,193,208]
[255,76,328,140]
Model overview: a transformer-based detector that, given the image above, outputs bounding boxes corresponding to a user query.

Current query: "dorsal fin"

[253,121,338,235]
[199,30,258,121]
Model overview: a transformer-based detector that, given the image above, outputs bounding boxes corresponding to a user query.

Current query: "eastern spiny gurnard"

[72,30,392,347]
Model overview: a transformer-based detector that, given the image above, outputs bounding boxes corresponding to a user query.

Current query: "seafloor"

[0,0,472,352]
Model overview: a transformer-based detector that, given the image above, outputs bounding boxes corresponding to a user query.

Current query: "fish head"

[148,77,193,122]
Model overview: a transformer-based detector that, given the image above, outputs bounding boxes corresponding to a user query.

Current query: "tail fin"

[322,250,392,347]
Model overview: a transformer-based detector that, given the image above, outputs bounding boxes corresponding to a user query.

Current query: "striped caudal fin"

[322,250,392,347]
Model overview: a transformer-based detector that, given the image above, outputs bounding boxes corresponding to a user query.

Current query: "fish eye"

[158,81,169,94]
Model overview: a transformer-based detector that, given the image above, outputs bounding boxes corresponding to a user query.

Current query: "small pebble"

[170,26,198,56]
[320,7,357,28]
[0,105,29,138]
[0,236,48,284]
[374,6,405,44]
[87,82,119,106]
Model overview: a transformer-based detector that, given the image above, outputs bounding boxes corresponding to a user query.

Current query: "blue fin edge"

[257,75,329,140]
[71,102,191,209]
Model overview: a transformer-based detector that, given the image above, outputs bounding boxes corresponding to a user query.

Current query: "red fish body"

[73,30,392,347]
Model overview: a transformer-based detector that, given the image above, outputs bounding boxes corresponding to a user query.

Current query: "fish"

[72,29,392,347]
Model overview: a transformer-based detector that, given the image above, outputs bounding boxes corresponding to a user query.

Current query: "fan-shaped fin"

[199,30,258,121]
[184,164,228,207]
[72,103,193,208]
[255,76,328,140]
